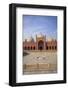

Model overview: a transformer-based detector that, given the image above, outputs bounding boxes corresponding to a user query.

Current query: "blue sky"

[23,15,57,41]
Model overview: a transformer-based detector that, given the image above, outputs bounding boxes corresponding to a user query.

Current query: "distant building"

[23,34,57,51]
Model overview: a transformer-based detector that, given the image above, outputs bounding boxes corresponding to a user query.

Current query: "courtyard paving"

[23,51,57,75]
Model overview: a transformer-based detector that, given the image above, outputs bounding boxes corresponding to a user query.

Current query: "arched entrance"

[38,40,44,50]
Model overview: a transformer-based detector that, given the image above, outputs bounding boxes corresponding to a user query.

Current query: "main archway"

[38,40,44,50]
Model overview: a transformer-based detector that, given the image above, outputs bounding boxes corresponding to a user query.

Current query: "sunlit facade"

[23,34,57,51]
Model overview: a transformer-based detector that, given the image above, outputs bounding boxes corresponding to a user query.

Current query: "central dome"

[37,33,43,38]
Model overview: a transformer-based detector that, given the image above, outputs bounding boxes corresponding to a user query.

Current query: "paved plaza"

[23,51,57,75]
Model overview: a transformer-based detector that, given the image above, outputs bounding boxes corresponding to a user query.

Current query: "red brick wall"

[23,40,57,51]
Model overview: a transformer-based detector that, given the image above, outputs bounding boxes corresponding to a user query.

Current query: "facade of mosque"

[23,34,57,51]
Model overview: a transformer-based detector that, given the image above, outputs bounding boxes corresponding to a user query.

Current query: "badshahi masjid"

[23,34,57,51]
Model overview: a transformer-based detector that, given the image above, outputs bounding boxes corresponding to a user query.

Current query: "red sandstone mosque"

[23,34,57,51]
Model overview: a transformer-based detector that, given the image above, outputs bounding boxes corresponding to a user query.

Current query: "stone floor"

[23,51,57,75]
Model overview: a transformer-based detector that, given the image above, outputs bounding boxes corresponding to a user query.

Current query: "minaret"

[36,34,38,50]
[44,35,46,50]
[25,39,27,42]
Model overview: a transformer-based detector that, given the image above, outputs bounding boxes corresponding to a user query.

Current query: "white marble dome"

[47,38,53,41]
[27,37,34,42]
[37,33,43,38]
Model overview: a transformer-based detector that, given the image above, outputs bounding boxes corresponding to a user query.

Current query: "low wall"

[24,50,57,52]
[23,63,57,72]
